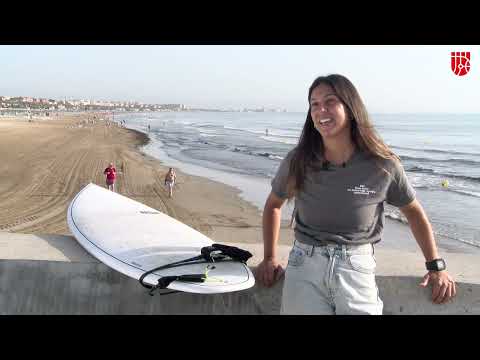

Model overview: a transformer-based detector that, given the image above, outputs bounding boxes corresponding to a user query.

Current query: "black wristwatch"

[425,258,446,271]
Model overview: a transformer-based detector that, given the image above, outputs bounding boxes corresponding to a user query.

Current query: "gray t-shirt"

[271,148,416,245]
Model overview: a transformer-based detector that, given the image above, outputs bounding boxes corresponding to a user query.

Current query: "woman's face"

[310,83,351,140]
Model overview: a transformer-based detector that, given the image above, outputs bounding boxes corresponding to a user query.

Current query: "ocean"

[116,111,480,250]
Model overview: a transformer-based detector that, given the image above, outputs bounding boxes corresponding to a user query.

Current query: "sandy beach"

[2,113,479,257]
[0,114,294,245]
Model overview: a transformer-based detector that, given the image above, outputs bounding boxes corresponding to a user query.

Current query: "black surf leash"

[139,244,252,296]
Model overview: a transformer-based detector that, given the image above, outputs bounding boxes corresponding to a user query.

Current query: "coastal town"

[0,95,186,113]
[0,95,288,114]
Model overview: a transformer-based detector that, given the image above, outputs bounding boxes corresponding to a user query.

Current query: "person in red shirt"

[103,163,116,192]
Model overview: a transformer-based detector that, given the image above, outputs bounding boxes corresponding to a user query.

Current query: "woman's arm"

[263,192,285,261]
[255,191,287,287]
[400,199,438,261]
[400,199,456,304]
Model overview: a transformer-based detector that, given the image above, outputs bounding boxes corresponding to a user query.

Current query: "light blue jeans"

[281,240,383,315]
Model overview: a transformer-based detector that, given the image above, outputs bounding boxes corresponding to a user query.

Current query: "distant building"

[161,104,184,111]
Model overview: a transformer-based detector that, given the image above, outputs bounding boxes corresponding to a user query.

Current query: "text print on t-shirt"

[347,185,376,195]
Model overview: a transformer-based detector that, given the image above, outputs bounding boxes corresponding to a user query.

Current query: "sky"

[0,45,478,113]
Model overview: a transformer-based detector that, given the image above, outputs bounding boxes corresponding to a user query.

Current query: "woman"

[255,74,456,315]
[164,167,177,198]
[103,163,116,192]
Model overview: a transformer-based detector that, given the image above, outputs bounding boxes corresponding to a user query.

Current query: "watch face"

[436,259,446,270]
[427,259,445,271]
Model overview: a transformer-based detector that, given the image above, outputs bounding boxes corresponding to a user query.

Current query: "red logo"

[451,52,471,76]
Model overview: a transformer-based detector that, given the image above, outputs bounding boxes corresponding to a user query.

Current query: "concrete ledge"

[1,232,479,314]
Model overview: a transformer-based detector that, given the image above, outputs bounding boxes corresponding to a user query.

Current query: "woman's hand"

[255,258,284,287]
[419,271,457,304]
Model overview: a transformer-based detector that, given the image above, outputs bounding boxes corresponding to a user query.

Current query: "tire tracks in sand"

[0,117,221,237]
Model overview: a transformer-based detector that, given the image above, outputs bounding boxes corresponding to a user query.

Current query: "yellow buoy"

[441,180,449,188]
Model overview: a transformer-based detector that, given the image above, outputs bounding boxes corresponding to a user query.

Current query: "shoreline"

[126,121,480,255]
[1,113,478,255]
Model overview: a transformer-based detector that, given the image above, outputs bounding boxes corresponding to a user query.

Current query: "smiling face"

[309,83,351,140]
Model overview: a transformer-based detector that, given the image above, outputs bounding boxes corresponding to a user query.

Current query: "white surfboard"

[67,183,255,294]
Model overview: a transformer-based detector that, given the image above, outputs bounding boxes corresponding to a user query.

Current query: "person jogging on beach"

[255,74,456,315]
[164,167,177,198]
[103,163,116,192]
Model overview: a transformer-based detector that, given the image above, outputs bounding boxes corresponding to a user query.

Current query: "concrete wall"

[1,232,479,315]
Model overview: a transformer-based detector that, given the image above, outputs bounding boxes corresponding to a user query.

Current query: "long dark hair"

[286,74,399,200]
